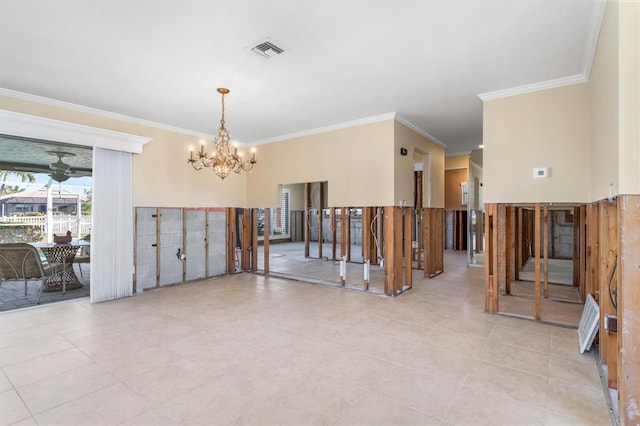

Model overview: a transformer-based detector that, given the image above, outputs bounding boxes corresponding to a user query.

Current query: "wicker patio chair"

[0,243,63,304]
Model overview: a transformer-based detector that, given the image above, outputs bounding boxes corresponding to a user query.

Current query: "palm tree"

[0,170,36,196]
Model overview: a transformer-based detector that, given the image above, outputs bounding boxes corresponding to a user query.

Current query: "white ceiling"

[0,0,604,155]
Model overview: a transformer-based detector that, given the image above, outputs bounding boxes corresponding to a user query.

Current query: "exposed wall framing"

[423,207,444,278]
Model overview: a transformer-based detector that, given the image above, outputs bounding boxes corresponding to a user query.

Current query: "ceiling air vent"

[249,39,285,59]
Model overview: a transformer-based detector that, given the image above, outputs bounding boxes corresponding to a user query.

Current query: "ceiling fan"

[48,151,75,182]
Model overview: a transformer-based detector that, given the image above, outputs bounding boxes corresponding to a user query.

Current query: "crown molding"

[394,114,447,148]
[582,0,607,80]
[249,112,397,145]
[477,74,587,102]
[0,88,213,140]
[250,112,448,149]
[0,109,151,153]
[478,1,606,102]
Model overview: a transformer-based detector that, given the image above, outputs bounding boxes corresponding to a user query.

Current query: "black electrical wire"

[608,255,618,312]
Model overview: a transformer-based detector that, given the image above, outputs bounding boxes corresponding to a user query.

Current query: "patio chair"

[0,243,63,304]
[73,234,90,276]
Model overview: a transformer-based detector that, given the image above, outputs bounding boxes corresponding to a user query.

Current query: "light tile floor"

[0,253,612,425]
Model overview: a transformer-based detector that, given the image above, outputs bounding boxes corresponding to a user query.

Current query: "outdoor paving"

[0,264,90,311]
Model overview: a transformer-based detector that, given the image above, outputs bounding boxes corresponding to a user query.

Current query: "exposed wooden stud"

[508,206,515,283]
[373,207,382,265]
[435,208,444,273]
[484,203,498,313]
[251,208,258,272]
[573,206,581,286]
[263,208,270,273]
[543,205,549,299]
[346,207,352,262]
[362,207,371,291]
[340,207,347,286]
[304,183,310,258]
[534,203,541,320]
[155,207,161,288]
[330,208,337,260]
[599,200,618,369]
[476,209,484,253]
[404,207,413,289]
[423,208,431,277]
[182,208,187,283]
[422,208,444,278]
[618,195,640,426]
[383,206,396,296]
[497,204,507,295]
[318,184,323,259]
[585,203,600,301]
[579,205,586,295]
[394,207,404,293]
[503,205,512,294]
[242,209,252,271]
[415,170,423,264]
[227,208,236,274]
[416,209,423,269]
[204,210,209,278]
[515,207,522,280]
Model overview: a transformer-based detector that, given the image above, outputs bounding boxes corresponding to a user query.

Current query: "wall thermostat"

[533,167,549,179]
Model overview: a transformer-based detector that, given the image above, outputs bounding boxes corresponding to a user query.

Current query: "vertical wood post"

[227,208,236,274]
[241,209,251,271]
[384,206,396,296]
[204,209,209,278]
[394,207,404,293]
[330,208,337,260]
[318,184,323,259]
[251,208,258,272]
[476,209,484,253]
[543,205,549,299]
[573,206,581,286]
[263,208,270,274]
[484,203,498,313]
[424,208,432,277]
[534,203,541,320]
[404,207,413,289]
[182,209,187,282]
[497,204,507,295]
[508,206,515,283]
[618,195,640,426]
[435,208,444,273]
[155,208,161,288]
[515,207,522,280]
[579,206,587,295]
[362,206,371,290]
[304,183,310,258]
[340,207,347,286]
[346,208,352,262]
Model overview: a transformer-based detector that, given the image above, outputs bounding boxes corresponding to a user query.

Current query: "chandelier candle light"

[188,87,257,179]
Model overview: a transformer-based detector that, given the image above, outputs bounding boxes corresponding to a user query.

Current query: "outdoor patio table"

[32,241,89,293]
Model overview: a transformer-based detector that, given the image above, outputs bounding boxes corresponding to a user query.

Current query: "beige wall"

[394,121,445,208]
[589,0,619,201]
[285,183,305,211]
[469,150,483,209]
[587,0,640,200]
[617,0,640,195]
[483,84,590,203]
[445,154,468,170]
[0,95,247,207]
[245,120,395,208]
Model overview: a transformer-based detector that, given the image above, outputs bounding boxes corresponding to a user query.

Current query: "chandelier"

[188,88,257,179]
